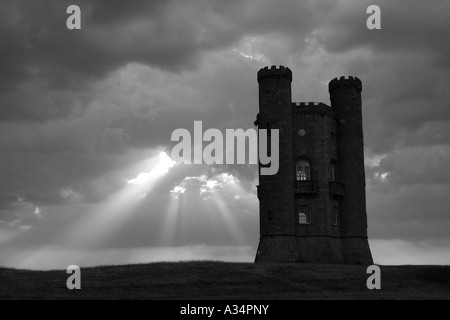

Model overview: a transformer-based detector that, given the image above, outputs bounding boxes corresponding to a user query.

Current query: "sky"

[1,0,450,270]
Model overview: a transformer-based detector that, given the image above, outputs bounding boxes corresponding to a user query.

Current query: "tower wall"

[255,66,297,262]
[329,77,373,264]
[292,103,344,263]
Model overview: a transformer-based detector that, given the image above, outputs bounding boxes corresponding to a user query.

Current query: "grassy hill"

[1,262,449,300]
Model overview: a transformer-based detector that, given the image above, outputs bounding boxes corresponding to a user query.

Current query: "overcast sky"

[1,0,450,269]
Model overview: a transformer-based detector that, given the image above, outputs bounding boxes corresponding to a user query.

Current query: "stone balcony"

[329,181,345,198]
[294,180,318,195]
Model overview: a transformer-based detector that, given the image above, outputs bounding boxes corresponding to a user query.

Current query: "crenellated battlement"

[329,76,362,92]
[292,102,334,117]
[258,65,293,83]
[292,102,330,108]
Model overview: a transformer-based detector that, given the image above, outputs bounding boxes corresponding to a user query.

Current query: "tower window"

[298,206,311,225]
[268,210,273,223]
[296,159,311,181]
[330,161,337,182]
[334,207,339,226]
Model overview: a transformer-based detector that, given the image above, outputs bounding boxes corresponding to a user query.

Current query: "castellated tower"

[255,66,299,262]
[255,66,373,265]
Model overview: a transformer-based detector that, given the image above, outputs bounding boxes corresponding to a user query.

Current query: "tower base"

[255,235,298,262]
[341,237,373,265]
[295,236,344,264]
[255,236,373,265]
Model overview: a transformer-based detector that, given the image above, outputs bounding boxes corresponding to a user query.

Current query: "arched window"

[330,161,337,182]
[296,159,311,181]
[298,206,311,225]
[334,206,339,226]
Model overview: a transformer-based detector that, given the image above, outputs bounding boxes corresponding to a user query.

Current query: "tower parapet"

[257,65,292,83]
[292,102,334,117]
[329,76,362,93]
[293,102,324,107]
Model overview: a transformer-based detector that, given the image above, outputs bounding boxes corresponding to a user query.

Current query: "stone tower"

[255,65,373,265]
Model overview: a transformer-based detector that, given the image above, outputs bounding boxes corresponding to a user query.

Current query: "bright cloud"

[127,152,176,185]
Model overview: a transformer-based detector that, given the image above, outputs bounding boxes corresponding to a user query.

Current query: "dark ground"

[1,262,449,300]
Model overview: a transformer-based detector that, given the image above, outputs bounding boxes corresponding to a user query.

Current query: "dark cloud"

[318,0,450,63]
[0,0,333,122]
[379,147,450,185]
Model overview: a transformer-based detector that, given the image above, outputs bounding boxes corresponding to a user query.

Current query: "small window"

[298,206,311,225]
[330,161,337,182]
[296,159,311,181]
[268,210,273,223]
[333,207,339,226]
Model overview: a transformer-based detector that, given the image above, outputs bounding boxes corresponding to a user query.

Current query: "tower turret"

[329,76,373,264]
[255,66,298,262]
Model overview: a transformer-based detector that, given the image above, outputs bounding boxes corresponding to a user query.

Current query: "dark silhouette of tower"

[255,65,373,264]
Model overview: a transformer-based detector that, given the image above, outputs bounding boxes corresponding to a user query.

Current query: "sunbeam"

[160,192,182,245]
[60,152,176,249]
[208,188,247,245]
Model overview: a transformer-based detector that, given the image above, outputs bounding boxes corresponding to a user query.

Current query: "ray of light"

[160,193,182,245]
[60,152,176,249]
[208,188,247,245]
[162,173,251,246]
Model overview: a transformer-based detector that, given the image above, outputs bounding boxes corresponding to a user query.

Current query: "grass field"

[1,262,449,300]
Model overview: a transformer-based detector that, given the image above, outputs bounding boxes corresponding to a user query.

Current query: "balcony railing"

[294,180,318,194]
[329,181,345,197]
